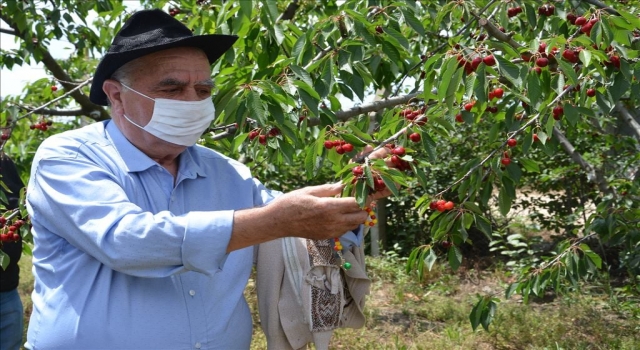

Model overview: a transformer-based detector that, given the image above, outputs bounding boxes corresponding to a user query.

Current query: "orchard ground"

[17,239,640,350]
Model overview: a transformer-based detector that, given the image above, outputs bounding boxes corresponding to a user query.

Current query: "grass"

[17,253,640,350]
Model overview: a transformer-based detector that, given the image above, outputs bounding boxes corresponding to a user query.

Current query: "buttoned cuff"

[339,224,364,250]
[181,210,234,275]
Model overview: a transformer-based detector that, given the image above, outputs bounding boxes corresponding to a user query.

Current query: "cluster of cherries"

[456,53,496,75]
[429,199,455,212]
[324,139,355,154]
[507,6,523,18]
[30,119,53,131]
[386,145,412,172]
[537,4,556,16]
[501,138,518,166]
[0,217,25,243]
[248,127,280,145]
[567,14,599,36]
[351,165,387,192]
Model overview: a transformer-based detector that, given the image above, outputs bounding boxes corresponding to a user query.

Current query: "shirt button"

[189,290,196,296]
[195,342,202,349]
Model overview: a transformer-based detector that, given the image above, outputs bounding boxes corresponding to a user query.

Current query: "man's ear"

[102,79,125,114]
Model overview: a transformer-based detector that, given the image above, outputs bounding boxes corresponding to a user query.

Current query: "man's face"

[107,47,213,155]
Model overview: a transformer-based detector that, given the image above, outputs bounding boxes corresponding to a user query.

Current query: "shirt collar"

[104,120,207,178]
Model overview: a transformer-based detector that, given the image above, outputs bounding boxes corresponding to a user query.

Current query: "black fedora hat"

[90,9,238,106]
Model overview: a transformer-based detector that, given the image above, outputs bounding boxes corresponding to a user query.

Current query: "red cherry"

[409,132,421,143]
[374,178,386,191]
[352,166,364,176]
[455,114,464,123]
[441,241,453,249]
[464,102,475,112]
[567,13,577,24]
[501,157,511,166]
[375,26,383,34]
[323,140,334,149]
[553,105,564,117]
[392,146,406,156]
[586,88,596,97]
[536,57,549,67]
[575,17,587,26]
[493,88,504,99]
[51,86,58,92]
[248,130,259,140]
[429,201,438,210]
[538,42,547,53]
[562,49,578,63]
[1,134,9,140]
[443,201,454,210]
[342,143,354,152]
[533,134,540,142]
[12,233,20,241]
[483,55,496,66]
[507,138,517,147]
[335,145,345,154]
[258,135,267,145]
[471,56,483,71]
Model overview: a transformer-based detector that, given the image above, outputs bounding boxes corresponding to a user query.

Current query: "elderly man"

[25,9,389,350]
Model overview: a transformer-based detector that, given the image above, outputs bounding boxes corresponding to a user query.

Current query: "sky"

[0,3,143,98]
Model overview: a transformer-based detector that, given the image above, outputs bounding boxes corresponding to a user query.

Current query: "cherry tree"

[1,0,639,329]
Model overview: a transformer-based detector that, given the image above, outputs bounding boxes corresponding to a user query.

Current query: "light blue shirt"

[25,120,361,350]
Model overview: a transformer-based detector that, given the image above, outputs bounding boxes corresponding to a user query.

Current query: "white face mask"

[120,82,215,146]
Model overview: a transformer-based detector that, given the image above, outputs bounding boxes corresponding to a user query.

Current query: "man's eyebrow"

[152,78,214,88]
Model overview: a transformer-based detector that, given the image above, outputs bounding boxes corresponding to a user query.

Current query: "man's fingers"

[299,182,344,197]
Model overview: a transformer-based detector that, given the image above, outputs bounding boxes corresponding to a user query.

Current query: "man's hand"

[228,183,368,252]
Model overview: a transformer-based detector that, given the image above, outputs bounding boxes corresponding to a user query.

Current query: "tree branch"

[552,126,612,195]
[615,102,640,141]
[0,12,110,121]
[581,0,620,15]
[278,0,299,21]
[17,106,85,116]
[0,27,17,35]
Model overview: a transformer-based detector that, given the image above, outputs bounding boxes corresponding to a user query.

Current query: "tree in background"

[1,0,638,330]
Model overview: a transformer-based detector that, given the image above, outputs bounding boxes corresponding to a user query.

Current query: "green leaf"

[355,179,368,209]
[340,133,368,147]
[383,26,409,51]
[563,103,580,127]
[411,163,429,190]
[527,72,542,108]
[246,90,267,124]
[420,132,437,162]
[470,296,486,331]
[557,59,578,86]
[495,54,523,88]
[0,250,8,271]
[290,64,314,87]
[425,248,437,271]
[579,49,591,67]
[518,158,540,173]
[437,57,458,101]
[401,8,425,36]
[380,173,399,198]
[448,245,462,272]
[498,186,512,216]
[611,72,631,103]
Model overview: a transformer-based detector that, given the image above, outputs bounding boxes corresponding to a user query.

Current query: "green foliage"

[1,0,639,332]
